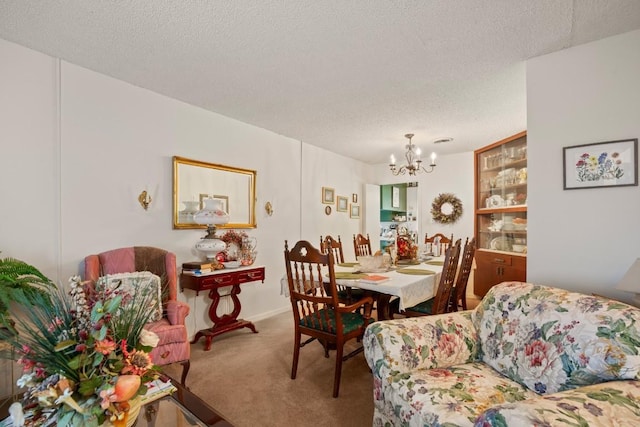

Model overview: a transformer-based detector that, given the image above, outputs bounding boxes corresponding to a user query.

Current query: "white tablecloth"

[281,258,444,311]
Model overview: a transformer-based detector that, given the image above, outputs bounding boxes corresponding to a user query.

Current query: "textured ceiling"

[2,1,640,164]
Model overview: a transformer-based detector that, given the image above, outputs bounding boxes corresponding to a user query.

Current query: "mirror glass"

[173,156,257,229]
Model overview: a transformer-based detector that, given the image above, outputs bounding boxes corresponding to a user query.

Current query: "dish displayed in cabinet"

[490,236,512,251]
[486,195,504,208]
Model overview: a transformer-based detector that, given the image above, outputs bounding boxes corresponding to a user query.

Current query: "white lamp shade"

[194,198,229,225]
[616,258,640,293]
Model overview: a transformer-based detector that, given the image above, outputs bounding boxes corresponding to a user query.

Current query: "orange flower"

[94,339,117,355]
[121,350,153,376]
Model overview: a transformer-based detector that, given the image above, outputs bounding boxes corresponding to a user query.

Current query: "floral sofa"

[364,281,640,426]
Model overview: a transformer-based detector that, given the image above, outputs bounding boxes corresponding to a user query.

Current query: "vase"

[103,397,142,427]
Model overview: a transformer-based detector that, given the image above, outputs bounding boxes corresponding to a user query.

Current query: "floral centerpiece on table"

[0,274,161,427]
[395,235,418,260]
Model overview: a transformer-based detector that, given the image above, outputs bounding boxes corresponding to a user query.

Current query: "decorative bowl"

[222,261,241,269]
[357,255,387,272]
[512,244,526,253]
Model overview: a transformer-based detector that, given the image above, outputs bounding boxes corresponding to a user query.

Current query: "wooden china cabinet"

[474,131,527,297]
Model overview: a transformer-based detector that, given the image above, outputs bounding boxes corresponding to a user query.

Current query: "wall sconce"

[264,201,274,216]
[138,190,152,210]
[616,258,640,306]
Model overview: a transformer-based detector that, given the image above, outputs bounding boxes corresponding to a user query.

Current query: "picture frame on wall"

[350,204,360,218]
[322,187,335,204]
[392,186,400,207]
[563,138,638,190]
[199,193,229,213]
[337,196,348,212]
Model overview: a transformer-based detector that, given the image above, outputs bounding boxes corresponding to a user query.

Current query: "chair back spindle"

[452,237,476,311]
[320,235,345,264]
[353,233,373,259]
[430,238,462,315]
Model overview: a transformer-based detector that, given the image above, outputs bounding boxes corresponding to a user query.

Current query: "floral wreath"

[431,193,463,224]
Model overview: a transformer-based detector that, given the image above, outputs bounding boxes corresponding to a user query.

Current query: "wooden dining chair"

[321,235,366,306]
[402,238,462,317]
[320,235,345,264]
[451,237,476,311]
[353,233,373,259]
[284,240,373,398]
[425,233,453,255]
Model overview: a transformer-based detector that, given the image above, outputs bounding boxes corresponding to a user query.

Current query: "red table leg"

[191,284,258,351]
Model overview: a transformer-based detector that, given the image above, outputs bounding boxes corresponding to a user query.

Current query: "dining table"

[281,256,445,320]
[332,257,445,320]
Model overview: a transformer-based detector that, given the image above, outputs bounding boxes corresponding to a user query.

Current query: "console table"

[181,266,265,351]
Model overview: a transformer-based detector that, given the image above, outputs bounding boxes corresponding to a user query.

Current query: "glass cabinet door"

[475,133,527,254]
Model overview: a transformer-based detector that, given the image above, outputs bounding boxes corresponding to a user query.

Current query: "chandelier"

[389,133,437,176]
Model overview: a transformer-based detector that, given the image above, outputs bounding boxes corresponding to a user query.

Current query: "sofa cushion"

[377,361,537,426]
[474,282,640,395]
[96,271,163,322]
[474,380,640,426]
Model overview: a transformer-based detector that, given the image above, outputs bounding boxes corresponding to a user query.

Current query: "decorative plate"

[490,237,512,251]
[486,195,504,208]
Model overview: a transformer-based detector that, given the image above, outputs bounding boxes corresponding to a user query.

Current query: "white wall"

[300,143,372,261]
[527,29,640,302]
[0,38,59,280]
[0,38,373,338]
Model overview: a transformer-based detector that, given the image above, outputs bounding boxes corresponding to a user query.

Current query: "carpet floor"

[163,311,374,427]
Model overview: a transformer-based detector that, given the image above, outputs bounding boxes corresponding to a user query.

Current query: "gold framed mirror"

[173,156,257,229]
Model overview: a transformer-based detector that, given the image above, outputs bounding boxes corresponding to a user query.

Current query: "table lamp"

[616,258,640,306]
[193,198,230,260]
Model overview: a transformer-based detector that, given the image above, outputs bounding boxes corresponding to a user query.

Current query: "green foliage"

[0,257,54,319]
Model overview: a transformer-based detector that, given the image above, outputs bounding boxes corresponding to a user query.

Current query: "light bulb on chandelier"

[389,133,437,176]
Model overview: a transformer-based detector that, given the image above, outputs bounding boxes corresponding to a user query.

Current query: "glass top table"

[137,375,233,427]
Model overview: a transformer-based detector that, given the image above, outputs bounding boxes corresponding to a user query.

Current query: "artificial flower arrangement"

[0,273,161,427]
[395,235,418,260]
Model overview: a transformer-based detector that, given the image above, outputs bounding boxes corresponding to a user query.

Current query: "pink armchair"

[84,246,191,385]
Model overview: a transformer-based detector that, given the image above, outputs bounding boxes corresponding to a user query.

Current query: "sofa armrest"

[364,311,479,383]
[165,300,190,325]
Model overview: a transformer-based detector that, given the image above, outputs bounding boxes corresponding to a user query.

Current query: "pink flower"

[516,339,567,393]
[99,388,115,409]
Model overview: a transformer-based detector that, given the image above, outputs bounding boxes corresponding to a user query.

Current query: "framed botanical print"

[563,138,638,190]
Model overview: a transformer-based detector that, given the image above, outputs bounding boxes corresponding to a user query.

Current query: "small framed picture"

[324,205,332,215]
[337,196,348,212]
[352,193,358,203]
[563,138,638,190]
[392,186,400,207]
[199,193,229,213]
[322,187,335,204]
[350,204,360,218]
